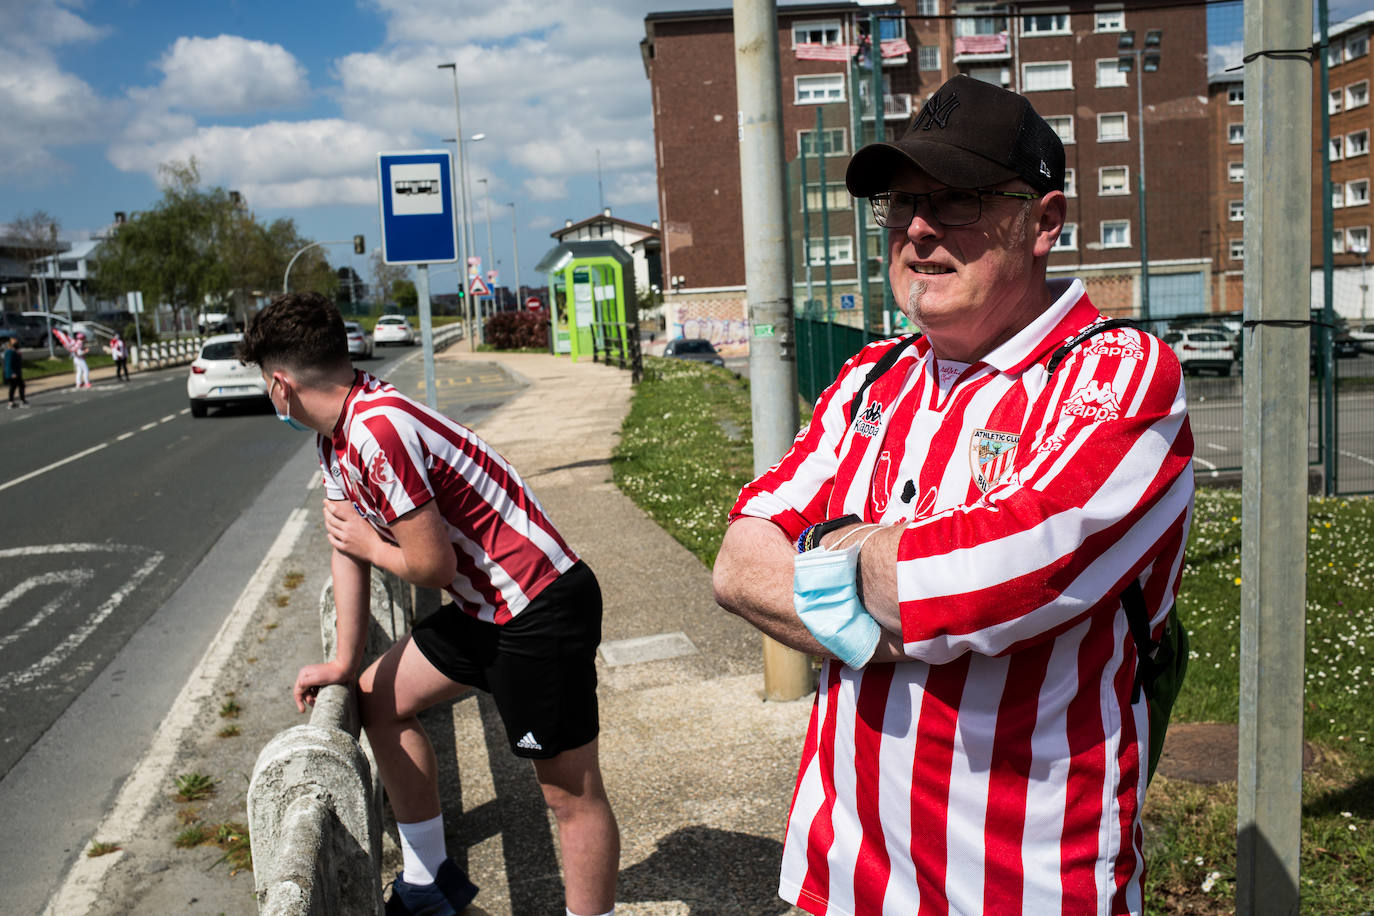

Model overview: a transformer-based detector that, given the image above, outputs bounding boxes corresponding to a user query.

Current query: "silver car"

[344,321,374,360]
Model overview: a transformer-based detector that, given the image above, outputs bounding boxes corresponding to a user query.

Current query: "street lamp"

[1356,244,1370,323]
[1119,28,1161,324]
[477,178,495,309]
[508,202,521,305]
[437,62,479,348]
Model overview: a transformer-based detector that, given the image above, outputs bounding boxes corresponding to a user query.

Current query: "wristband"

[797,513,861,553]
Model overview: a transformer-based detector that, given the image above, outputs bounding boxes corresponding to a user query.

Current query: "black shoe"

[385,859,478,915]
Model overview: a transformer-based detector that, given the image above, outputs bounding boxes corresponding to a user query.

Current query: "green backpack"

[851,320,1189,782]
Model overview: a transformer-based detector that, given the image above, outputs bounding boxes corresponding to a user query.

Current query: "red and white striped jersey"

[731,280,1194,916]
[318,371,578,624]
[109,338,126,360]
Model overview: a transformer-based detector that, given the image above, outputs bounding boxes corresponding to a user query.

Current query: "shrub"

[484,310,549,350]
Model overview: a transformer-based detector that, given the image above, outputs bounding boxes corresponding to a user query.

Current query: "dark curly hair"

[240,291,349,376]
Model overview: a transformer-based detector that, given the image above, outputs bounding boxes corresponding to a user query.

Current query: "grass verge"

[610,355,1374,912]
[20,353,114,381]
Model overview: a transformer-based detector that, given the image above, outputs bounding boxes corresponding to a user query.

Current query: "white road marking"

[1206,442,1228,452]
[0,406,189,493]
[115,431,134,441]
[0,550,164,691]
[0,570,95,651]
[139,421,156,431]
[43,506,310,916]
[1339,448,1374,468]
[0,543,149,558]
[307,469,322,490]
[159,413,176,423]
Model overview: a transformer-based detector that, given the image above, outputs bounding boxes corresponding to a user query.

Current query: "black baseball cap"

[846,74,1065,197]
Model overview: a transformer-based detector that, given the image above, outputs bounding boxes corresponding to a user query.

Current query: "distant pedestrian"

[71,331,91,389]
[4,337,28,408]
[109,332,129,381]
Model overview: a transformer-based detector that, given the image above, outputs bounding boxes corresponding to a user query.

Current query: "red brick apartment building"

[1207,12,1374,322]
[642,0,1213,341]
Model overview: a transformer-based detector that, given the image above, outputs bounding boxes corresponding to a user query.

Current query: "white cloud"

[607,170,659,208]
[0,46,112,177]
[150,35,310,114]
[0,0,111,50]
[524,176,567,201]
[1208,40,1243,74]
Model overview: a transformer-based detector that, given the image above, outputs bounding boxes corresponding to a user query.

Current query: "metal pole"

[1237,1,1311,912]
[508,203,521,305]
[1134,49,1151,324]
[438,63,477,350]
[734,0,810,701]
[1319,0,1337,496]
[868,12,883,340]
[415,264,438,410]
[817,106,835,341]
[479,178,495,306]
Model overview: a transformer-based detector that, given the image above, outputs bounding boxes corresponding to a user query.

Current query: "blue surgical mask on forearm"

[794,526,883,669]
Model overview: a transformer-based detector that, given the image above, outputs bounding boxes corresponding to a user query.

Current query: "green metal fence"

[795,313,886,404]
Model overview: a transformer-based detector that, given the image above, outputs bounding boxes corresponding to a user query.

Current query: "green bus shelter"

[534,240,637,365]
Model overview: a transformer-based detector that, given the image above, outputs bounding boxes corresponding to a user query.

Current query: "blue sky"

[1,1,1369,298]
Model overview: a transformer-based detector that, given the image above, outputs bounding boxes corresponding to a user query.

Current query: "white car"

[1162,328,1237,376]
[344,321,374,360]
[373,314,415,346]
[1348,323,1374,354]
[187,333,269,417]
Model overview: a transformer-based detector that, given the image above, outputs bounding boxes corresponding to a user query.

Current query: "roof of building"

[645,2,900,25]
[552,212,661,240]
[534,240,635,274]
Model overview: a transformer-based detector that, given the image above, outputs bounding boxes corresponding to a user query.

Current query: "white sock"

[397,814,447,886]
[567,909,614,916]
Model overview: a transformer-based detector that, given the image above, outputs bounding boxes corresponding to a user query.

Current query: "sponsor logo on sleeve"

[970,429,1021,493]
[1081,328,1146,362]
[1062,380,1122,423]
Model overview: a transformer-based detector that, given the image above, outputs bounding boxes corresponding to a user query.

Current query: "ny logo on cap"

[911,89,960,131]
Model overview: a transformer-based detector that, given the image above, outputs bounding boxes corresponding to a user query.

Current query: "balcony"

[953,33,1011,62]
[860,92,914,121]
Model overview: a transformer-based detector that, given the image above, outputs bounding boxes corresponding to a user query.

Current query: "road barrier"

[247,570,439,915]
[129,337,203,370]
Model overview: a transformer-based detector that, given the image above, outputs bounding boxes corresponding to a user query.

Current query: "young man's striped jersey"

[732,280,1195,915]
[318,371,578,624]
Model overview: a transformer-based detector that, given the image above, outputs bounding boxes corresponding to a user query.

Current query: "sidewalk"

[428,347,810,914]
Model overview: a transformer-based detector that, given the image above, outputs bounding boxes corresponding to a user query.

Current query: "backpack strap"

[848,335,919,423]
[1121,578,1159,704]
[1045,318,1139,376]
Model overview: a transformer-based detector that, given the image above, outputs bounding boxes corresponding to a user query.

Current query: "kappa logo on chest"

[854,400,885,438]
[970,428,1020,493]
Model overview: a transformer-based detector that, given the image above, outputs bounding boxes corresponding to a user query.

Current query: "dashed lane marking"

[0,411,188,494]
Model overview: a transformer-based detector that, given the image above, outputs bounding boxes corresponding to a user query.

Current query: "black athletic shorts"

[410,560,602,759]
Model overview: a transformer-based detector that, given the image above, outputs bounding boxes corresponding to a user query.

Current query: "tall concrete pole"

[733,0,810,701]
[438,63,476,350]
[508,202,522,302]
[1237,1,1311,912]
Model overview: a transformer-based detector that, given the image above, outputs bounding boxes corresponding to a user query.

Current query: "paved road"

[0,341,529,910]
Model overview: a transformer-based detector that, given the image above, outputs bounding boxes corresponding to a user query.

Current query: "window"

[1022,11,1070,36]
[919,46,941,70]
[1099,165,1129,195]
[1348,179,1370,207]
[807,235,854,265]
[1228,123,1244,144]
[1098,112,1128,142]
[1064,168,1077,197]
[1094,5,1124,32]
[1023,61,1073,92]
[796,73,845,104]
[1347,34,1369,62]
[1228,161,1244,183]
[1347,129,1369,157]
[1334,184,1346,209]
[802,182,851,211]
[1102,220,1130,247]
[1350,226,1371,252]
[793,20,842,46]
[1045,115,1075,144]
[1053,222,1078,250]
[917,0,940,15]
[1097,59,1128,88]
[798,127,847,158]
[1228,200,1244,221]
[1331,89,1344,114]
[1349,81,1370,109]
[1331,137,1345,161]
[1229,238,1244,261]
[1333,232,1347,254]
[1228,85,1244,105]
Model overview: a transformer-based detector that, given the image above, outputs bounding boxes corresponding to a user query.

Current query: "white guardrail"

[129,337,205,371]
[246,320,464,915]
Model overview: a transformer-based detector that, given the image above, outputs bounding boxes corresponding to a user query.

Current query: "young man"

[241,292,619,916]
[109,332,128,381]
[4,337,28,408]
[71,331,91,389]
[714,75,1194,914]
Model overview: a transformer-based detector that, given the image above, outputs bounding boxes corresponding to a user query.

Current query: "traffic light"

[353,234,365,255]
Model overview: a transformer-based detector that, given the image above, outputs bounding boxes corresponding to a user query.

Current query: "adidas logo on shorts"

[516,731,543,751]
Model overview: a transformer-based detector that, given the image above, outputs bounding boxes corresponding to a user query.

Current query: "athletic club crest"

[970,428,1020,493]
[369,451,395,485]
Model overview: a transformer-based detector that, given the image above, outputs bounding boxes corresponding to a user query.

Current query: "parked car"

[1349,323,1374,353]
[373,314,415,346]
[197,311,233,334]
[186,333,269,417]
[19,311,104,346]
[662,337,725,366]
[0,312,48,348]
[1162,328,1236,376]
[344,321,374,360]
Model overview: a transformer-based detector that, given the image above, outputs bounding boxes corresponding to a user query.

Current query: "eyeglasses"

[869,188,1039,230]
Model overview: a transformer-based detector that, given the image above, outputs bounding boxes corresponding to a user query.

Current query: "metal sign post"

[377,151,458,409]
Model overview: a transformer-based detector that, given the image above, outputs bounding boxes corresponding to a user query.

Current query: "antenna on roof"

[596,149,605,213]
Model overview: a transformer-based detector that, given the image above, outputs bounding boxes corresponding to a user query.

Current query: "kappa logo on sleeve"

[1062,379,1123,422]
[369,451,395,485]
[854,401,885,438]
[969,429,1020,493]
[1080,328,1146,361]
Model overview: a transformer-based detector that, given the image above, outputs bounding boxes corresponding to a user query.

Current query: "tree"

[370,250,411,310]
[394,279,418,312]
[6,210,62,312]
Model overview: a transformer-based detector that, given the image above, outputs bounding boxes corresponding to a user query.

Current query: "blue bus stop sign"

[376,151,457,265]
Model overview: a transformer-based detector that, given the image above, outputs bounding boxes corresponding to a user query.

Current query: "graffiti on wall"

[673,308,750,355]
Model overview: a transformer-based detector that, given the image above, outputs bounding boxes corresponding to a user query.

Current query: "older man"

[714,75,1194,914]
